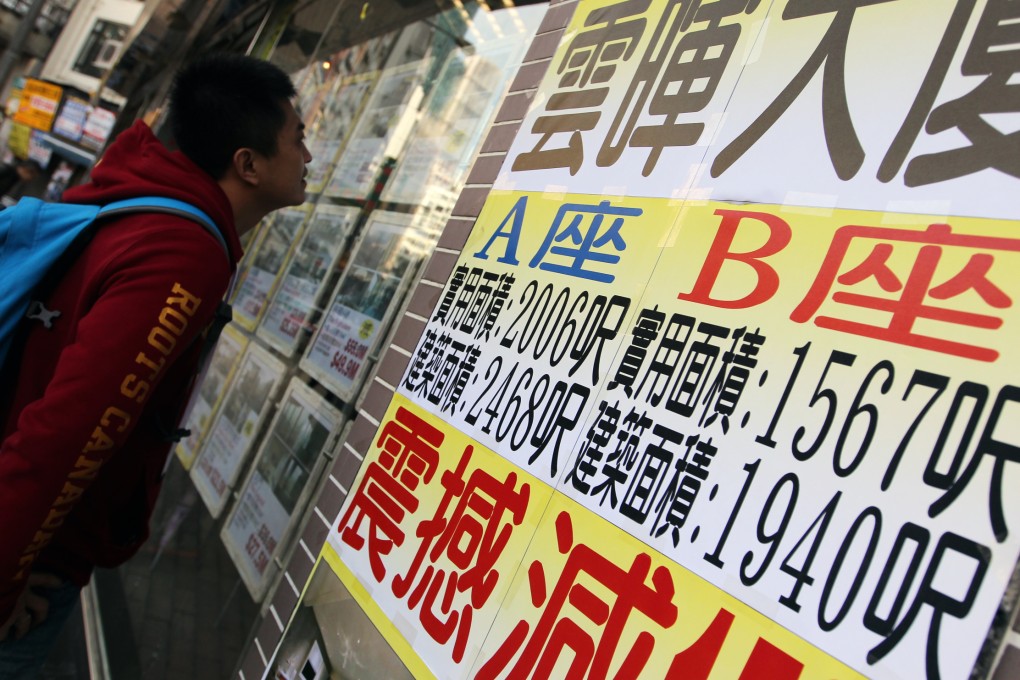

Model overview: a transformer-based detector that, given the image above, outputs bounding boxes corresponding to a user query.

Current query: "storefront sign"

[6,123,30,158]
[52,96,90,142]
[81,107,117,151]
[26,130,53,166]
[12,79,62,132]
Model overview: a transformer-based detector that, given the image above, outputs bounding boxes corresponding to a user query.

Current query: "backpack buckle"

[26,301,61,329]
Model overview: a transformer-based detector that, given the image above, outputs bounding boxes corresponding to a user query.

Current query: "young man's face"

[259,100,312,210]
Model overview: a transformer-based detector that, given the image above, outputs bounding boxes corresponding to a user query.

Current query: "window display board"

[222,378,345,601]
[315,1,1020,679]
[381,38,526,208]
[305,76,377,195]
[257,204,361,357]
[323,61,428,200]
[232,206,311,330]
[191,341,288,518]
[293,33,400,195]
[175,323,249,470]
[299,210,423,402]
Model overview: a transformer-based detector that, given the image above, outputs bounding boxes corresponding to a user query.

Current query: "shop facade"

[130,0,1020,678]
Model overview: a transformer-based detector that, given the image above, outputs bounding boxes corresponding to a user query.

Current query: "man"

[0,53,310,675]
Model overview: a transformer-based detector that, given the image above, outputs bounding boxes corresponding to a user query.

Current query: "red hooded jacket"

[0,121,243,621]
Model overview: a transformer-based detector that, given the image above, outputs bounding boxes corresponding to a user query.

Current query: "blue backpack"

[0,196,229,369]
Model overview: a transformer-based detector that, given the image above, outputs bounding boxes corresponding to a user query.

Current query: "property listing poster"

[257,204,360,357]
[300,211,422,401]
[381,33,530,208]
[232,207,310,330]
[324,62,427,200]
[175,323,249,469]
[314,1,1020,679]
[191,342,287,518]
[303,76,376,195]
[222,378,344,600]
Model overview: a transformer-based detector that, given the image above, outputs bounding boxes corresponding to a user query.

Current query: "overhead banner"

[320,1,1020,679]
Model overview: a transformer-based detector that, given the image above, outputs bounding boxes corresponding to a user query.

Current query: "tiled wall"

[991,606,1020,680]
[234,2,579,676]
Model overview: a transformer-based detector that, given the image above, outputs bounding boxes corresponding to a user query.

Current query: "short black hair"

[169,53,297,179]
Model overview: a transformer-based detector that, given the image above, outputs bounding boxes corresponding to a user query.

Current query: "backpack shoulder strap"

[97,196,229,262]
[97,197,236,391]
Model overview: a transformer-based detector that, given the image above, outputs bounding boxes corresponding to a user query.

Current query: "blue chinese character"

[529,201,640,283]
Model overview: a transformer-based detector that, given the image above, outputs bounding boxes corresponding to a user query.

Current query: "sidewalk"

[44,459,260,679]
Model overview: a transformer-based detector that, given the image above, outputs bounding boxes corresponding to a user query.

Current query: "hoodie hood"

[63,120,243,263]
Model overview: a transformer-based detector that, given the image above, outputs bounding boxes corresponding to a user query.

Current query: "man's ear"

[232,148,259,186]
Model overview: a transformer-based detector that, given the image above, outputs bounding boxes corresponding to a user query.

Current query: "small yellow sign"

[6,123,31,158]
[12,78,63,132]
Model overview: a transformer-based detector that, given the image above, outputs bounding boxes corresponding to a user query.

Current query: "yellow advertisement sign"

[660,200,1020,368]
[558,200,1020,680]
[400,189,680,481]
[474,492,860,679]
[328,393,553,678]
[395,191,1020,679]
[12,78,62,132]
[326,395,858,678]
[6,123,31,159]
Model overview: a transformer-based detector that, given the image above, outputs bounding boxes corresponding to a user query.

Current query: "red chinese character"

[392,445,530,662]
[476,511,677,679]
[336,407,443,580]
[791,223,1019,361]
